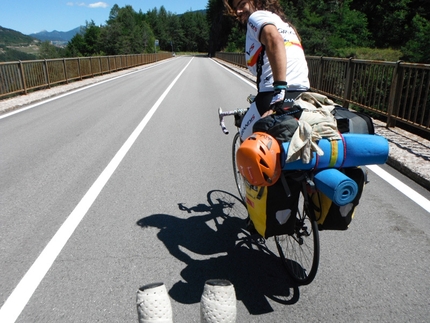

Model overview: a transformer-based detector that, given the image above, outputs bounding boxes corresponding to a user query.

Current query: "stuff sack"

[311,167,367,231]
[332,106,374,134]
[252,112,299,143]
[245,175,301,238]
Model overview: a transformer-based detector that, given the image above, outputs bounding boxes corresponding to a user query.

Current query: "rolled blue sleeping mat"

[281,134,389,170]
[314,168,358,206]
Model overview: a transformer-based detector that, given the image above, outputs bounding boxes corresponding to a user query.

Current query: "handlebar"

[218,107,248,135]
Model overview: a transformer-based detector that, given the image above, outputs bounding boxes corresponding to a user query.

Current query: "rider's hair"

[224,0,286,21]
[223,0,301,41]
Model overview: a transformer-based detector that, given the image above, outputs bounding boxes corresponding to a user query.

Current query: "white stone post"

[136,283,173,323]
[200,280,237,323]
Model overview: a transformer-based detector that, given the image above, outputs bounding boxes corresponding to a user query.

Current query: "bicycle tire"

[275,189,320,285]
[232,132,247,203]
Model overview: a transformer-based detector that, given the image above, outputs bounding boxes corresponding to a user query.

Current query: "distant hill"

[0,26,41,62]
[29,27,82,42]
[0,26,37,46]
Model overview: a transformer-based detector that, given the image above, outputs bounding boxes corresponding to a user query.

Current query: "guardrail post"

[316,56,324,90]
[90,57,94,77]
[18,60,28,95]
[387,61,403,128]
[78,58,82,80]
[63,58,69,84]
[99,57,103,75]
[343,58,354,109]
[43,59,51,89]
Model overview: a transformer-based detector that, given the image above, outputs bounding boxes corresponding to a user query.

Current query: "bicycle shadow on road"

[136,190,300,315]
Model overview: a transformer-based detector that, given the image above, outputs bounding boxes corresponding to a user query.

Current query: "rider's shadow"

[136,190,299,314]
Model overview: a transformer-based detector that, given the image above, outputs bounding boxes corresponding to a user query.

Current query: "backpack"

[332,106,374,134]
[310,167,367,231]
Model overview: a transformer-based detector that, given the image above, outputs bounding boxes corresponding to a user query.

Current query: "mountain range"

[29,27,81,42]
[0,25,81,45]
[0,26,82,61]
[29,27,82,42]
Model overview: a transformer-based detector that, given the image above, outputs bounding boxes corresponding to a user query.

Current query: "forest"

[207,0,430,63]
[3,0,430,64]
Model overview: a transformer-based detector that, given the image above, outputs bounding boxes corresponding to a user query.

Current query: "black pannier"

[332,106,374,134]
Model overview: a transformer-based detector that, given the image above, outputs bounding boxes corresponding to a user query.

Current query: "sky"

[0,1,209,35]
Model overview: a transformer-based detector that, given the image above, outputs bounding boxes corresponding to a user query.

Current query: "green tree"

[327,0,372,50]
[142,7,209,53]
[289,0,372,56]
[165,13,182,53]
[38,41,65,59]
[66,32,86,57]
[66,21,101,56]
[83,21,102,55]
[180,11,209,52]
[401,14,430,63]
[224,24,245,52]
[207,0,237,55]
[350,0,411,48]
[101,5,155,55]
[295,1,329,55]
[144,7,170,51]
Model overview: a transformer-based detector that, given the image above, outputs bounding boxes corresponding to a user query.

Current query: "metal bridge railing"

[215,52,430,134]
[0,53,172,100]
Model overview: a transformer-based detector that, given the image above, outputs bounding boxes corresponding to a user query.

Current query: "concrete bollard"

[200,279,237,323]
[136,283,173,323]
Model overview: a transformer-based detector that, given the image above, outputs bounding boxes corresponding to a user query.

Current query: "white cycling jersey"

[245,10,310,92]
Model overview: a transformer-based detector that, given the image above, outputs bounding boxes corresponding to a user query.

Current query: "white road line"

[210,58,256,88]
[367,165,430,212]
[0,57,194,323]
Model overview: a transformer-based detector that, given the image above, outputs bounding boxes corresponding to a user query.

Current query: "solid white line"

[0,59,171,120]
[367,165,430,213]
[0,57,194,323]
[210,58,256,88]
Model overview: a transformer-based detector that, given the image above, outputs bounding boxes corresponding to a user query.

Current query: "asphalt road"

[0,56,429,322]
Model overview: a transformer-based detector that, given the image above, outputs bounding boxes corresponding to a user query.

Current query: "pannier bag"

[245,175,301,238]
[310,167,367,231]
[331,106,375,134]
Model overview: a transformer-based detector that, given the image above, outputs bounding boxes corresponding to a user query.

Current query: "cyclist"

[223,0,310,140]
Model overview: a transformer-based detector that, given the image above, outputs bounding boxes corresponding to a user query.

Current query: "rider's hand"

[261,109,275,118]
[269,81,288,114]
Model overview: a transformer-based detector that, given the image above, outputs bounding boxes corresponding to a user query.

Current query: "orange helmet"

[236,132,281,186]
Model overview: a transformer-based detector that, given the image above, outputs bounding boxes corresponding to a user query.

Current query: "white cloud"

[88,2,109,8]
[66,2,108,8]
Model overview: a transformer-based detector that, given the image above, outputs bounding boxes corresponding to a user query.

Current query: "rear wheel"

[232,132,247,203]
[275,190,320,285]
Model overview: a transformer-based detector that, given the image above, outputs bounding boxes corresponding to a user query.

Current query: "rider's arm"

[260,24,286,83]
